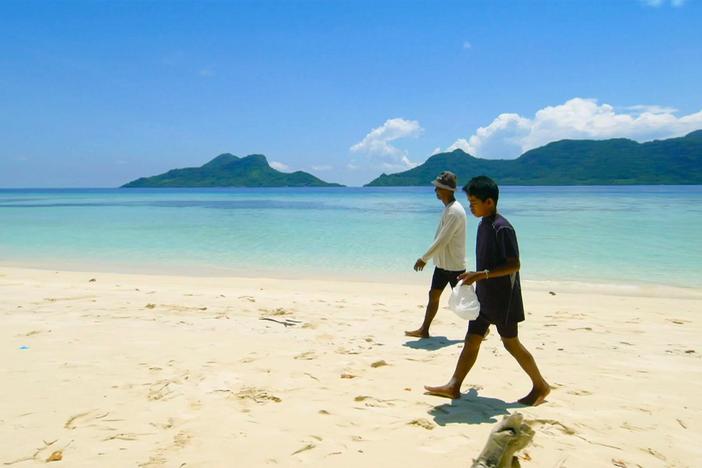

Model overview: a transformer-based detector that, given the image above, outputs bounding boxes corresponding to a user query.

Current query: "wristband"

[484,270,489,279]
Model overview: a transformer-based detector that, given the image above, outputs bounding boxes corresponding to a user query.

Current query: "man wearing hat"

[406,171,467,338]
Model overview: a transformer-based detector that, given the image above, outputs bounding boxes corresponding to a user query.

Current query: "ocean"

[0,186,700,288]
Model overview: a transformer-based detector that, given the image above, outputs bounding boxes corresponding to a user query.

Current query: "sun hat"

[431,171,457,192]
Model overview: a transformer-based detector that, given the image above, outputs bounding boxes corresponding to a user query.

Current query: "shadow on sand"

[428,388,523,426]
[402,336,463,351]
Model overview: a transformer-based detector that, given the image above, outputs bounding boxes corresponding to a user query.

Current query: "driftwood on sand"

[471,413,534,468]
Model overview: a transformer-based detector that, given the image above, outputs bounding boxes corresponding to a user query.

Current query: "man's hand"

[414,259,426,271]
[458,271,484,285]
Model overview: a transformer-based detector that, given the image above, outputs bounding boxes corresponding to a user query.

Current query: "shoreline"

[1,265,700,466]
[2,260,701,295]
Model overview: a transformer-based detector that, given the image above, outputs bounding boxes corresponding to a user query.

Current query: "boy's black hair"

[463,175,499,203]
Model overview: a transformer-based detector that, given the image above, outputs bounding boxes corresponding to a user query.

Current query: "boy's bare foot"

[405,328,429,338]
[518,383,550,406]
[423,384,460,399]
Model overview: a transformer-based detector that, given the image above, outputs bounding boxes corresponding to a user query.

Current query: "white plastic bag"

[448,279,480,321]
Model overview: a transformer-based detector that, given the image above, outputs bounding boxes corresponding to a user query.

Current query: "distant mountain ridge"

[122,153,343,188]
[365,130,702,187]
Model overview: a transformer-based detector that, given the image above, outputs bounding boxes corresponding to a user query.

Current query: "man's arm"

[414,213,462,271]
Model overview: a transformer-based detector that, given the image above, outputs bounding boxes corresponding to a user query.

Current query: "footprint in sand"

[667,318,689,325]
[294,351,318,360]
[408,418,435,430]
[260,307,292,316]
[353,395,395,408]
[20,329,51,337]
[292,443,317,455]
[149,418,175,430]
[138,430,192,468]
[644,447,667,461]
[44,295,97,303]
[64,409,110,429]
[3,440,72,465]
[147,380,180,401]
[173,430,192,448]
[103,432,151,442]
[235,387,282,404]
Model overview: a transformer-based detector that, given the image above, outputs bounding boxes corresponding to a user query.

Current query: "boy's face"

[467,195,494,218]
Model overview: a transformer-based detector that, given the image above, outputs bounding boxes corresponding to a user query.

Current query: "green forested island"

[122,153,343,188]
[366,130,702,186]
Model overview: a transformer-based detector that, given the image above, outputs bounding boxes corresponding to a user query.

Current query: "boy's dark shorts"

[467,314,519,338]
[430,267,465,291]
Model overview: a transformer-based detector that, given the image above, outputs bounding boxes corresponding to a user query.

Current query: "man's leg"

[405,288,443,338]
[501,337,550,406]
[424,332,484,398]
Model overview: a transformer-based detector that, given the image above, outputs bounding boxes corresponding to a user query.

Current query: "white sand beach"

[1,266,700,467]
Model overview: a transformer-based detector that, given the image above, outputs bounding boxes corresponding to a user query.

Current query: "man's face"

[467,195,493,218]
[434,186,450,200]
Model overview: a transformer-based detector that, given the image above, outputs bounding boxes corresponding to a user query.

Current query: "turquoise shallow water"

[0,186,700,287]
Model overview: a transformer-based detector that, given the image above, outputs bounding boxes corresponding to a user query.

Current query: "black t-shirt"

[475,213,525,324]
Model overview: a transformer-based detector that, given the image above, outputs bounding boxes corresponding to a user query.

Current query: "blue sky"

[1,0,701,187]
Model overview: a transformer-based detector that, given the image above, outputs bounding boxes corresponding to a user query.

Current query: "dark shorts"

[430,267,465,292]
[467,314,519,339]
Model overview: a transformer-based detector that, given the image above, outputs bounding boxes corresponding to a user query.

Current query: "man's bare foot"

[405,328,429,338]
[518,383,551,406]
[423,384,460,399]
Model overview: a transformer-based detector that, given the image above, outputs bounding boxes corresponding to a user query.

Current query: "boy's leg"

[501,336,550,406]
[405,288,443,338]
[424,331,485,398]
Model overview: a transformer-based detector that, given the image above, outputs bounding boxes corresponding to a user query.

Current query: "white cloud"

[198,68,216,77]
[310,165,332,171]
[623,104,679,115]
[463,41,472,49]
[449,98,702,159]
[350,118,422,169]
[270,161,290,171]
[430,146,442,155]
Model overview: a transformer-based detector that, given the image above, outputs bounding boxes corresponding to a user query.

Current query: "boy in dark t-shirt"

[424,176,550,406]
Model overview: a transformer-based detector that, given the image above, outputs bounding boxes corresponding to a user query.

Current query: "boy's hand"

[458,271,483,285]
[414,259,426,271]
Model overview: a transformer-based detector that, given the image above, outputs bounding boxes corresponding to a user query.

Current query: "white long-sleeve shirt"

[421,200,467,271]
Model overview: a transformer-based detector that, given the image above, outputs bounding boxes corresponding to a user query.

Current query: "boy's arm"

[459,226,520,284]
[458,257,520,284]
